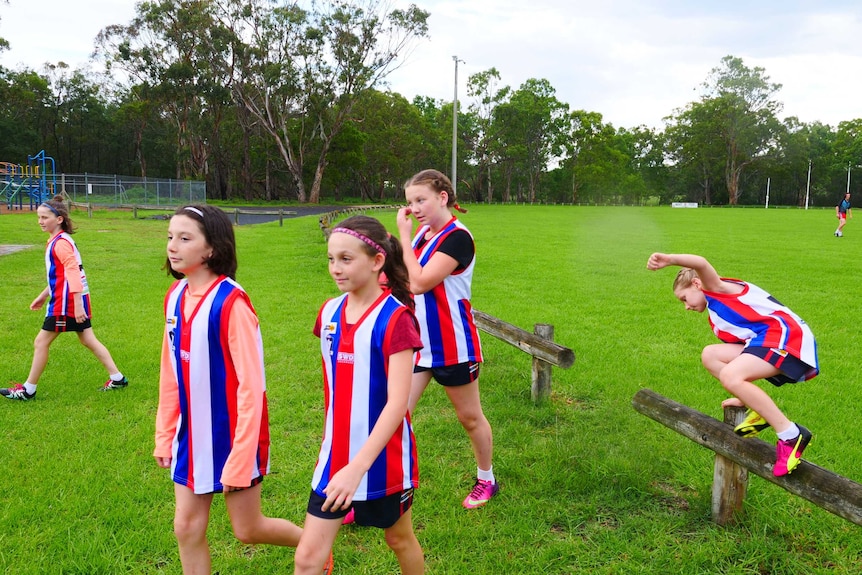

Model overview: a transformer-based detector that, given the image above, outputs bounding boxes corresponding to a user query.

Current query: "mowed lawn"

[1,205,861,574]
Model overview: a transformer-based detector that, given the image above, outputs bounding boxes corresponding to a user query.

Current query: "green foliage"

[1,206,861,573]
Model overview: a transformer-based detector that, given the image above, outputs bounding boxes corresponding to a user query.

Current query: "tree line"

[1,1,860,207]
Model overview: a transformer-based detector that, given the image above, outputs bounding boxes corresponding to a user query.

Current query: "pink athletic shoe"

[462,479,499,509]
[773,425,812,477]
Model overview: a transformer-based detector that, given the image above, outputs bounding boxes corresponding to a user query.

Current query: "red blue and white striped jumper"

[312,291,419,501]
[156,277,271,494]
[704,278,819,379]
[44,232,90,318]
[411,217,483,368]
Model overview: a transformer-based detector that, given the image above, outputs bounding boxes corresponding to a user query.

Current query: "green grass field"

[1,205,860,574]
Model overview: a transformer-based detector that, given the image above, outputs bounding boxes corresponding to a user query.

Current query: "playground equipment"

[1,151,57,210]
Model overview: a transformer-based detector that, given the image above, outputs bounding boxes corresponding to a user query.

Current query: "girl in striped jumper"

[154,205,323,574]
[1,196,127,401]
[294,215,424,575]
[647,252,818,477]
[396,169,498,509]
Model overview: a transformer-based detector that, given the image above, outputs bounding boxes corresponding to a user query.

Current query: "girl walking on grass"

[1,196,127,401]
[395,169,498,509]
[293,215,424,575]
[154,205,328,575]
[647,252,819,477]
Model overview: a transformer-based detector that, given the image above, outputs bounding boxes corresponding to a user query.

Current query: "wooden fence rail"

[632,388,862,527]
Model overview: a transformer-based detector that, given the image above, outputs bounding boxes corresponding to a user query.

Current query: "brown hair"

[165,204,238,280]
[673,268,699,291]
[330,215,414,311]
[41,195,75,234]
[404,169,467,213]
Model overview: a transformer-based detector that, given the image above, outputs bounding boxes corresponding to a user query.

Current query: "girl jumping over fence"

[154,205,326,574]
[293,215,424,575]
[395,169,498,509]
[647,252,818,477]
[2,196,127,401]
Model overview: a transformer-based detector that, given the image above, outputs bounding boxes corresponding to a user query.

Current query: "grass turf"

[0,205,860,574]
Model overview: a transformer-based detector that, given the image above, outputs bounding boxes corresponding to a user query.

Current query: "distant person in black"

[835,192,852,237]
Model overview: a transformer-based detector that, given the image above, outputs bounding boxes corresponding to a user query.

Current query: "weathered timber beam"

[473,310,575,369]
[632,388,862,527]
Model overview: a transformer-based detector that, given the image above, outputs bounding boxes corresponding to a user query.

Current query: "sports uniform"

[154,276,271,494]
[311,290,421,502]
[704,278,819,384]
[44,232,90,328]
[411,217,482,368]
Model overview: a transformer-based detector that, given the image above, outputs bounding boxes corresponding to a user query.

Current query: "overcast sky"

[1,0,860,130]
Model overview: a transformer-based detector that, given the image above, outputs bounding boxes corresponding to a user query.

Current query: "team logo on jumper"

[323,322,337,356]
[337,351,354,364]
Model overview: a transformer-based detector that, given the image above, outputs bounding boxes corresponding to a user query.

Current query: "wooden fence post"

[278,208,283,227]
[531,324,554,402]
[712,405,748,525]
[234,208,239,225]
[633,388,862,527]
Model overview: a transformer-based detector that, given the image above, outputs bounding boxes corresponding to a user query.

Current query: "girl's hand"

[155,456,172,468]
[647,252,673,270]
[30,293,47,310]
[396,207,414,237]
[321,463,364,512]
[721,397,745,408]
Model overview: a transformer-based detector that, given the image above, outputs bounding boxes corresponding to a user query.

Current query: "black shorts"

[414,361,480,387]
[306,488,414,529]
[742,346,816,386]
[42,315,91,332]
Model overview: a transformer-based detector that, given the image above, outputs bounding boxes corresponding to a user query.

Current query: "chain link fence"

[57,173,206,206]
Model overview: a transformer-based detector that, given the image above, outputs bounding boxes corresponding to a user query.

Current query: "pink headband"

[331,227,386,255]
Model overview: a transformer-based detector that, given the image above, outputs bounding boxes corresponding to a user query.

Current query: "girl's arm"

[220,297,266,490]
[395,209,461,294]
[647,252,725,292]
[54,239,88,320]
[154,329,180,466]
[321,347,414,512]
[30,287,50,310]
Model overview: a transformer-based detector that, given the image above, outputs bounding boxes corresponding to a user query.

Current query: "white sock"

[777,423,800,441]
[477,467,495,483]
[110,372,124,381]
[23,382,37,394]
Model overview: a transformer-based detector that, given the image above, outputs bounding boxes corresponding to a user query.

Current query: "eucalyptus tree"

[228,0,429,202]
[699,55,783,204]
[465,67,509,203]
[0,67,49,161]
[95,0,235,181]
[328,89,439,200]
[663,98,726,204]
[493,78,568,203]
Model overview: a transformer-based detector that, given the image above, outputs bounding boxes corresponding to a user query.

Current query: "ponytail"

[381,235,414,311]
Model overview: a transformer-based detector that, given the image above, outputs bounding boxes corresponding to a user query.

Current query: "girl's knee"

[230,521,258,545]
[294,544,327,573]
[385,527,415,553]
[174,514,207,544]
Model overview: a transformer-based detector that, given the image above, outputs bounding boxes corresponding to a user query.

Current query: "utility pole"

[451,55,464,196]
